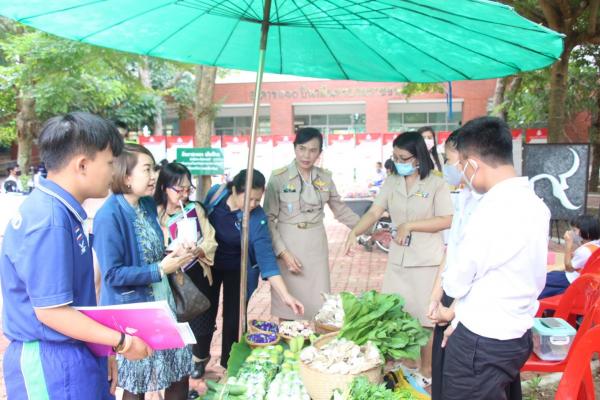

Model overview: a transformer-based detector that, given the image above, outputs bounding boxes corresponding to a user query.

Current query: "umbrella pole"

[239,0,272,341]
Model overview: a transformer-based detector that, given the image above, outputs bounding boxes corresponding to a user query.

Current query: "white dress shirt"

[443,177,550,340]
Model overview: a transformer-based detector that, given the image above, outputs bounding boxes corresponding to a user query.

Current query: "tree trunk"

[491,77,508,120]
[139,57,164,136]
[16,95,37,170]
[589,77,600,192]
[194,65,218,200]
[548,47,572,142]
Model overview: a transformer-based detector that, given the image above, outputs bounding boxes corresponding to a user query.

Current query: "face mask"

[461,159,480,194]
[395,162,416,176]
[443,163,462,186]
[424,138,435,151]
[15,171,21,177]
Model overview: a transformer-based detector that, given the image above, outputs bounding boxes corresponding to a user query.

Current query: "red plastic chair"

[555,299,600,399]
[536,274,600,325]
[538,249,600,316]
[522,297,600,399]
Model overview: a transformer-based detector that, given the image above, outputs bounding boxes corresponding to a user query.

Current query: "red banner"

[525,128,548,143]
[356,133,382,145]
[436,131,451,144]
[138,136,167,163]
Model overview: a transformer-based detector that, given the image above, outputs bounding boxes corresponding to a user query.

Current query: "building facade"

[175,78,497,137]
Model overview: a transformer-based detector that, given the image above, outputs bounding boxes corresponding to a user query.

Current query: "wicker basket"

[245,333,280,349]
[248,319,278,335]
[313,320,341,334]
[299,333,383,400]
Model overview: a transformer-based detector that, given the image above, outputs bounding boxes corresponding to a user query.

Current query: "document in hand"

[75,301,196,357]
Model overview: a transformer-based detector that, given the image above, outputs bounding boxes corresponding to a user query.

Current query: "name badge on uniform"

[415,191,429,198]
[314,178,329,192]
[283,183,296,193]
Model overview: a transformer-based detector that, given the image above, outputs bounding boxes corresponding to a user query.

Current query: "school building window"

[214,105,271,135]
[293,103,366,134]
[388,100,463,132]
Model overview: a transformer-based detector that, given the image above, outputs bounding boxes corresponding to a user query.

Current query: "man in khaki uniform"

[264,128,359,320]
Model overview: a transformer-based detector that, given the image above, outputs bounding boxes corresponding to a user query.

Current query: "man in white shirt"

[441,116,550,400]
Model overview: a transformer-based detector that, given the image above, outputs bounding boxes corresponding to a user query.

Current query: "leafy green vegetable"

[338,291,430,360]
[347,377,420,400]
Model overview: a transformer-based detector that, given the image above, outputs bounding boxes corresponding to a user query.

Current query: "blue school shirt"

[0,178,96,342]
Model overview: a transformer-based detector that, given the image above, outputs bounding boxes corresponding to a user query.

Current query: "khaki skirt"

[271,222,329,320]
[382,261,438,328]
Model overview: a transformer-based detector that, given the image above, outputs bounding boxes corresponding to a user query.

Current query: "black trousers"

[431,291,454,400]
[186,264,241,368]
[442,323,532,400]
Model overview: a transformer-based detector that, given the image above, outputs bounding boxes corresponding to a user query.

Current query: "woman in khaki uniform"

[264,127,359,320]
[343,131,453,384]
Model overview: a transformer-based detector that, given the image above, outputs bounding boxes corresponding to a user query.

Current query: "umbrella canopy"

[0,0,563,82]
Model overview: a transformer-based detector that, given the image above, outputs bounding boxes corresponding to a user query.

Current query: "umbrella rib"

[383,0,557,35]
[345,3,472,79]
[211,1,257,65]
[223,0,261,21]
[376,1,559,62]
[310,0,411,80]
[281,0,378,23]
[16,0,108,21]
[178,0,253,19]
[144,9,213,55]
[274,0,284,74]
[276,0,340,22]
[78,1,174,41]
[290,0,350,80]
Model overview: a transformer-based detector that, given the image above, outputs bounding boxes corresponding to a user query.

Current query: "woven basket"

[248,319,278,335]
[245,333,280,349]
[299,333,383,400]
[313,320,341,334]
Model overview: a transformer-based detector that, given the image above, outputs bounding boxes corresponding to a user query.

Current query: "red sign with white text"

[166,136,194,161]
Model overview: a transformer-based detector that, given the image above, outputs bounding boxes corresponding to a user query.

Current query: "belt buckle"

[297,222,308,229]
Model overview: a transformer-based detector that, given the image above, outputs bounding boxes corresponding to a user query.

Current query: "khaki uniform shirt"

[264,161,360,256]
[374,173,453,267]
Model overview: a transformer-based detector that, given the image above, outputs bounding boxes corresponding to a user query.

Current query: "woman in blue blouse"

[192,169,303,373]
[93,144,198,400]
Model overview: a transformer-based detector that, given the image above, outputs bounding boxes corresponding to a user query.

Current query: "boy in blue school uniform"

[0,112,152,400]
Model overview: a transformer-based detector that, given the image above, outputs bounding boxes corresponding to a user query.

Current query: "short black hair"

[384,159,396,175]
[114,120,128,131]
[294,127,323,152]
[38,112,124,171]
[393,131,433,180]
[6,162,18,174]
[571,215,600,241]
[456,116,513,166]
[227,169,266,193]
[445,129,461,150]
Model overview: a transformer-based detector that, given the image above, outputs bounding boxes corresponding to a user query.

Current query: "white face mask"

[461,159,481,194]
[424,138,435,151]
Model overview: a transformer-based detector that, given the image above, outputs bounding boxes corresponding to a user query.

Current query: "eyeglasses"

[391,155,415,163]
[168,185,195,194]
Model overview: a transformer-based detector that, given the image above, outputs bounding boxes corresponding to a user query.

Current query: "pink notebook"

[75,301,195,357]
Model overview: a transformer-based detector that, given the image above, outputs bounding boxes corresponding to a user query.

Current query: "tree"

[500,0,600,142]
[194,65,218,199]
[0,18,161,167]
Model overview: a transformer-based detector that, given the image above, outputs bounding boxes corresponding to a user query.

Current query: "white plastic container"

[532,318,576,361]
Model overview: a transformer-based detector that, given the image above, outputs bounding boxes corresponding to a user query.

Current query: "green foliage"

[401,83,445,99]
[338,291,430,361]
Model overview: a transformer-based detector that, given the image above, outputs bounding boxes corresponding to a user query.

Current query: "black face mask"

[15,171,22,176]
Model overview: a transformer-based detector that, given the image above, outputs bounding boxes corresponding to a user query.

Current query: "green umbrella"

[0,0,563,337]
[0,0,562,82]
